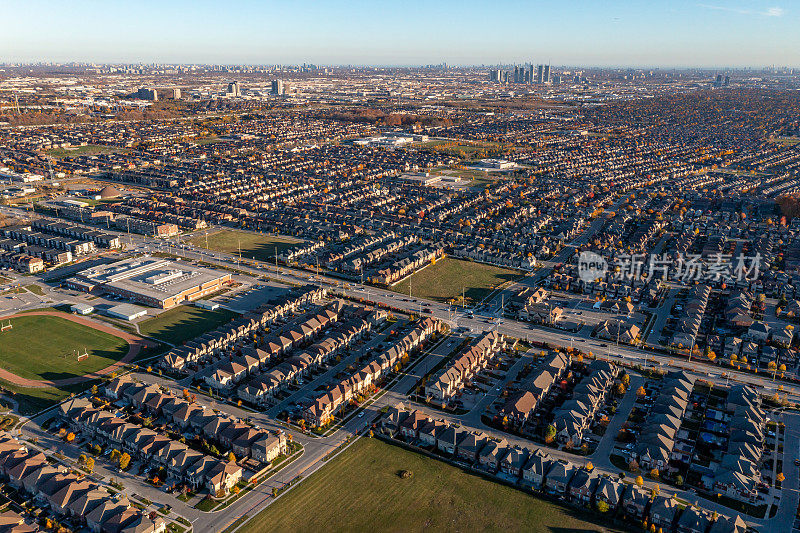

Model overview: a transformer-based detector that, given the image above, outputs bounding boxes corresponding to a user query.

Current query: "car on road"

[358,412,365,418]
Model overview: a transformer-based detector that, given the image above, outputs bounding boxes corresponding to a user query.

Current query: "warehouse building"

[66,256,231,308]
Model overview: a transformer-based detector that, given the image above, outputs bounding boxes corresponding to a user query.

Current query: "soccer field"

[0,314,130,381]
[239,438,626,533]
[187,229,301,262]
[392,257,521,305]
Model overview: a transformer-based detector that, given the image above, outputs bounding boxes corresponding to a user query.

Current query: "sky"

[1,0,798,67]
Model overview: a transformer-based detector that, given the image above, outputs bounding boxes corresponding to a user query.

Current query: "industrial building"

[66,256,231,309]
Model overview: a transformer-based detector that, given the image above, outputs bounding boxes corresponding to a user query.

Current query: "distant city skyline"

[2,0,799,67]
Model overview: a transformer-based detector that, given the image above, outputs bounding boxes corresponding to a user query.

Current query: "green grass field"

[46,144,129,159]
[187,229,301,262]
[25,284,44,296]
[0,378,92,416]
[771,136,800,146]
[0,315,130,381]
[392,257,520,305]
[138,305,238,345]
[240,438,625,533]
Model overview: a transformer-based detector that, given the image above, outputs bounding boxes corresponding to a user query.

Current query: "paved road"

[4,206,798,531]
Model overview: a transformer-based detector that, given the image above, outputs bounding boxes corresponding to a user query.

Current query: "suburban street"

[4,204,800,532]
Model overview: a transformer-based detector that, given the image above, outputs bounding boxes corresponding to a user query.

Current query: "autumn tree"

[544,424,556,443]
[635,475,644,487]
[118,452,131,470]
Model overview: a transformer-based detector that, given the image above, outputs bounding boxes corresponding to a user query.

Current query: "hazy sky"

[2,0,798,67]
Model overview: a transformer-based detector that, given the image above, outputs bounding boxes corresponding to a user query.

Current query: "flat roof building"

[70,303,94,315]
[106,303,148,321]
[67,256,232,309]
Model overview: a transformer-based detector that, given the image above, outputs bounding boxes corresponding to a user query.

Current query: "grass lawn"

[187,229,301,262]
[0,314,130,381]
[240,438,626,533]
[194,136,221,145]
[771,136,800,146]
[138,305,239,345]
[46,144,129,158]
[194,498,217,512]
[0,379,92,416]
[25,284,44,296]
[392,257,521,305]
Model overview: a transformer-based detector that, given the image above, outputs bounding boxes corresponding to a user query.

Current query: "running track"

[0,311,151,388]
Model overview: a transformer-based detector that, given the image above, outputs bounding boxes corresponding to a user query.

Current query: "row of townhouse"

[239,307,384,406]
[542,270,648,303]
[31,219,122,248]
[424,331,505,402]
[324,231,396,269]
[553,360,620,446]
[0,431,165,533]
[508,286,549,310]
[380,406,746,533]
[304,318,440,427]
[632,371,696,472]
[500,352,571,425]
[0,235,73,266]
[1,226,95,256]
[594,319,641,345]
[61,398,243,496]
[161,284,326,370]
[671,284,711,349]
[104,201,207,232]
[278,240,325,263]
[203,302,343,390]
[110,215,180,238]
[711,385,765,503]
[339,235,415,274]
[451,245,537,270]
[0,248,44,273]
[372,244,445,285]
[103,377,288,463]
[161,314,262,371]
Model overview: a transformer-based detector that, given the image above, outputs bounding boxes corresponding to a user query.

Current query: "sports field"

[240,438,625,533]
[392,257,520,305]
[46,144,129,158]
[187,229,301,262]
[138,305,238,345]
[0,314,130,381]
